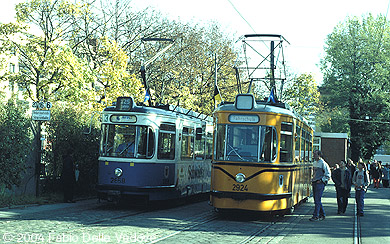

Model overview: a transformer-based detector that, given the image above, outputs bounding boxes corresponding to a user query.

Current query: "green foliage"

[283,73,321,118]
[75,37,145,111]
[0,0,91,103]
[44,105,99,193]
[320,14,390,161]
[132,21,239,114]
[315,106,350,133]
[0,98,32,189]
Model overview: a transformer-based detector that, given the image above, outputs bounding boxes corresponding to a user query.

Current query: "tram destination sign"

[229,114,259,123]
[32,110,51,121]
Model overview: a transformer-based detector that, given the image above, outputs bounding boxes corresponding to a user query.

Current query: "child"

[352,160,370,216]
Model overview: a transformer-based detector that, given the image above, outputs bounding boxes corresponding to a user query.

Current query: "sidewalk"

[0,198,99,219]
[359,186,390,243]
[278,182,390,244]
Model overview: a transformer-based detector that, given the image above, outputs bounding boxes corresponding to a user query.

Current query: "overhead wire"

[227,0,256,33]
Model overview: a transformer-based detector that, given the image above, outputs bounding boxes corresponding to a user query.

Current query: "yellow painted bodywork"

[210,109,312,212]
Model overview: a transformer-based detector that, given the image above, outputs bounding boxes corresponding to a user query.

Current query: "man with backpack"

[309,150,331,221]
[352,159,370,216]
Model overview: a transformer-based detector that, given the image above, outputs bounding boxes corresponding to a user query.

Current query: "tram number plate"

[232,184,248,191]
[111,177,125,184]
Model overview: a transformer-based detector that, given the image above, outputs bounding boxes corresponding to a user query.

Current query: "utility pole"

[32,100,52,196]
[140,38,174,106]
[270,40,277,101]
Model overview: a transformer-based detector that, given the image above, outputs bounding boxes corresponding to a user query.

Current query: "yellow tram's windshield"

[100,124,155,158]
[215,124,277,162]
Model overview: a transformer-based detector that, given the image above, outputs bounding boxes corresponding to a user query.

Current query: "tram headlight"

[114,168,123,177]
[235,173,246,183]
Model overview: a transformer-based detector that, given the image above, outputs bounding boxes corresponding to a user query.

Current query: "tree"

[0,97,31,190]
[140,21,239,115]
[320,14,390,161]
[0,0,87,102]
[65,0,146,109]
[282,73,321,118]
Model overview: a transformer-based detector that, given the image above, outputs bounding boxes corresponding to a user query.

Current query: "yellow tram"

[210,93,313,213]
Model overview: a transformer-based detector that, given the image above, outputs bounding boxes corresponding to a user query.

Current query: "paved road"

[0,183,389,243]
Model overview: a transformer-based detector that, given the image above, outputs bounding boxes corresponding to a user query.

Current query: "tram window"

[206,132,213,159]
[137,127,155,158]
[226,125,259,162]
[272,128,277,161]
[215,124,279,163]
[113,125,136,157]
[308,132,313,161]
[302,130,306,161]
[260,127,277,162]
[281,123,293,132]
[158,123,175,160]
[181,127,194,160]
[305,131,310,161]
[295,126,301,161]
[194,127,205,160]
[280,122,293,162]
[215,125,226,161]
[100,124,154,158]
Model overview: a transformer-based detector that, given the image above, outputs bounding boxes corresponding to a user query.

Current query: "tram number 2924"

[232,184,248,191]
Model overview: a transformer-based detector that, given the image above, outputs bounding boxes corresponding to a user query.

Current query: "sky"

[2,0,390,84]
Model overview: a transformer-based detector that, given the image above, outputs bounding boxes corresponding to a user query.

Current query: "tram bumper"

[211,190,292,211]
[96,184,179,202]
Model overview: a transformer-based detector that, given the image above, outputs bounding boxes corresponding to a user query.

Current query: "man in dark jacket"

[61,149,76,203]
[332,160,352,214]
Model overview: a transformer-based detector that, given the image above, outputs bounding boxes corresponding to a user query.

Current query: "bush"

[43,105,100,195]
[0,98,31,189]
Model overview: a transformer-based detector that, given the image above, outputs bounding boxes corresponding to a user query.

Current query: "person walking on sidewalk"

[309,150,331,222]
[382,164,389,188]
[371,161,382,188]
[331,159,352,214]
[352,160,370,217]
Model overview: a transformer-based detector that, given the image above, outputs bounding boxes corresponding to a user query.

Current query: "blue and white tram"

[97,97,213,202]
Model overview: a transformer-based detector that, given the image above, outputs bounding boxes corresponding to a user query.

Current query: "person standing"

[382,164,389,188]
[331,160,352,214]
[352,160,370,216]
[61,149,76,203]
[309,150,331,221]
[371,161,382,189]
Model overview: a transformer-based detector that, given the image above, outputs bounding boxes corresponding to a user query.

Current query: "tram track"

[59,200,219,242]
[145,208,298,244]
[238,221,275,244]
[147,213,218,244]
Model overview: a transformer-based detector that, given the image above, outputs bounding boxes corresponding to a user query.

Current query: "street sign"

[32,110,51,121]
[32,101,52,109]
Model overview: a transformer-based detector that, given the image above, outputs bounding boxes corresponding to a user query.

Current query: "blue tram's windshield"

[215,124,277,162]
[100,124,154,158]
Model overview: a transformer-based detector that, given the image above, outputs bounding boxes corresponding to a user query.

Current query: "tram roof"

[103,103,213,123]
[215,100,309,124]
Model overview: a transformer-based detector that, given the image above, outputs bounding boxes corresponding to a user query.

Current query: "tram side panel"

[97,103,212,202]
[175,122,212,197]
